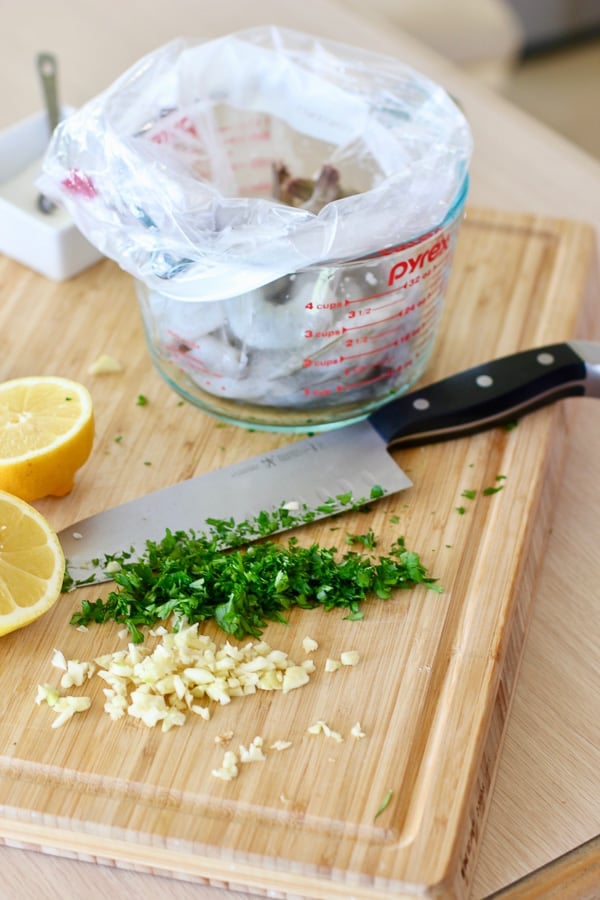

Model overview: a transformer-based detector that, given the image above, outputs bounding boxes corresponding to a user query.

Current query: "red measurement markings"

[164,331,224,380]
[148,114,199,144]
[303,322,426,370]
[304,328,343,339]
[342,320,410,347]
[217,116,269,133]
[145,114,270,149]
[336,360,414,392]
[304,274,427,312]
[340,279,419,309]
[230,157,274,171]
[344,321,427,354]
[303,360,414,397]
[338,264,444,315]
[340,340,405,362]
[221,130,270,145]
[303,357,342,368]
[343,353,396,376]
[343,305,419,332]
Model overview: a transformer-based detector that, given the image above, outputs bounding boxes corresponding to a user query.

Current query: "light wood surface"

[489,833,600,899]
[1,2,599,898]
[0,209,594,899]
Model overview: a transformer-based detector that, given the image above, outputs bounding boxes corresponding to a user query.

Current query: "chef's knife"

[60,340,600,585]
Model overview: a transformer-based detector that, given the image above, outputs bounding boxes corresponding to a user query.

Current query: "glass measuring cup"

[136,176,468,432]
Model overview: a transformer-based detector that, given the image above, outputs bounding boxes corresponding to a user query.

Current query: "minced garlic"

[87,354,123,375]
[35,685,91,729]
[307,720,344,743]
[212,750,239,781]
[38,622,314,731]
[324,658,342,673]
[238,736,266,763]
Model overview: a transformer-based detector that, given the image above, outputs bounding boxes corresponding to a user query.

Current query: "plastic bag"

[39,26,472,301]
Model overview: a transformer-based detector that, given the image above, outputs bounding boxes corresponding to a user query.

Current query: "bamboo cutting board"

[0,208,597,899]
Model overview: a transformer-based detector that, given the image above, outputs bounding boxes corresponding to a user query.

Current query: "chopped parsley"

[345,528,377,549]
[459,475,506,505]
[68,490,440,642]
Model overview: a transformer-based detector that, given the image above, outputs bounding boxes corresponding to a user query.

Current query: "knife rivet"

[536,352,555,366]
[476,374,493,388]
[412,398,430,411]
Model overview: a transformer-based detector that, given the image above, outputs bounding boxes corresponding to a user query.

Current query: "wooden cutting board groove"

[0,207,597,899]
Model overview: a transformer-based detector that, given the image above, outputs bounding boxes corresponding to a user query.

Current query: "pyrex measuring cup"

[38,30,472,430]
[135,175,468,431]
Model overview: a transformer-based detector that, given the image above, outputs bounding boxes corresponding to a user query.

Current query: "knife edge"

[60,420,412,586]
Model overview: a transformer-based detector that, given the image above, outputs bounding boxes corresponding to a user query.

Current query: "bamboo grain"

[0,208,597,898]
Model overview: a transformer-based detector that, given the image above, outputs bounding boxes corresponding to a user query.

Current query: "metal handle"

[36,52,60,134]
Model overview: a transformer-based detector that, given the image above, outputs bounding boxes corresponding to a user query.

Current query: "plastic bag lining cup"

[136,174,468,431]
[38,27,472,431]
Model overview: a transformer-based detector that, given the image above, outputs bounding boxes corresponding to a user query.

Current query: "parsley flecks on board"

[68,489,441,643]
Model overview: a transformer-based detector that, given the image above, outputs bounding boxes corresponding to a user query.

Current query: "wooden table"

[1,2,598,897]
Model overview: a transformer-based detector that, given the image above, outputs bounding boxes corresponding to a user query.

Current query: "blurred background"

[2,0,599,162]
[342,0,600,161]
[501,9,600,161]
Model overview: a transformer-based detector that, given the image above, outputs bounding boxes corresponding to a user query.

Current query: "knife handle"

[370,342,590,448]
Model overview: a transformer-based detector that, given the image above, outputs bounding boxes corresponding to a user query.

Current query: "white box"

[0,109,104,280]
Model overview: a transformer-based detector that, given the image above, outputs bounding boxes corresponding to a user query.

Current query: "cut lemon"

[0,491,65,636]
[0,376,94,501]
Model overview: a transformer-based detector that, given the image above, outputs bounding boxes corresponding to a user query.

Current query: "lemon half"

[0,491,65,636]
[0,376,94,501]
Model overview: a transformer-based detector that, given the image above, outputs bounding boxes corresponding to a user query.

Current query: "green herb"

[503,420,518,431]
[345,529,377,549]
[374,788,393,820]
[483,485,504,495]
[456,506,466,515]
[68,493,441,642]
[143,460,152,466]
[343,610,364,621]
[114,435,123,443]
[461,489,477,500]
[136,394,149,406]
[389,514,400,524]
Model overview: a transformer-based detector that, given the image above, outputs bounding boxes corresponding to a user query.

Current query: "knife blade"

[60,340,600,585]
